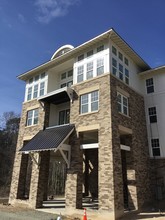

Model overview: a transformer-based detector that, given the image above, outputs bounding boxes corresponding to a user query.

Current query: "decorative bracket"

[57,144,71,168]
[29,152,41,168]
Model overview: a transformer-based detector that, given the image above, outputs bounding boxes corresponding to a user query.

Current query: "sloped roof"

[18,28,150,81]
[20,124,74,153]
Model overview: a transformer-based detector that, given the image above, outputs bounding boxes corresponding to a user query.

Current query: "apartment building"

[9,28,165,219]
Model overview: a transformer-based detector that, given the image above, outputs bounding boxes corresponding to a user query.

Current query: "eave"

[17,28,150,81]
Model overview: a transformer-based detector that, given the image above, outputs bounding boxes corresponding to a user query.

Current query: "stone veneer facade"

[9,72,151,219]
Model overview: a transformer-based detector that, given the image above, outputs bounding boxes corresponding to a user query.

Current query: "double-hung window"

[77,65,84,83]
[40,82,45,96]
[97,58,104,76]
[33,84,38,99]
[86,62,93,79]
[151,138,160,156]
[27,87,32,101]
[80,91,99,114]
[146,78,154,94]
[117,93,129,116]
[26,109,39,126]
[148,107,157,123]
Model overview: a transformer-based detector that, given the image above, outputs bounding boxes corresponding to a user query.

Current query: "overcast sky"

[0,0,165,116]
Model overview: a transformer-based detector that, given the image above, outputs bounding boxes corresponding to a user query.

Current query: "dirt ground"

[0,199,165,220]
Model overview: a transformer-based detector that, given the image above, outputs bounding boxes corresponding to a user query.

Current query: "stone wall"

[68,74,116,214]
[9,99,50,207]
[110,74,151,212]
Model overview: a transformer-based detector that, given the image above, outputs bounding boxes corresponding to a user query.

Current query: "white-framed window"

[146,78,154,94]
[59,109,70,125]
[119,64,123,80]
[27,87,32,101]
[60,69,73,88]
[151,138,160,156]
[75,44,106,83]
[80,90,99,114]
[97,45,104,53]
[112,58,117,75]
[86,62,93,79]
[77,65,84,82]
[111,45,130,85]
[25,73,47,101]
[125,68,129,85]
[26,109,39,126]
[97,58,104,76]
[33,84,38,99]
[148,107,157,123]
[117,93,129,116]
[118,51,123,61]
[40,82,45,96]
[112,46,117,56]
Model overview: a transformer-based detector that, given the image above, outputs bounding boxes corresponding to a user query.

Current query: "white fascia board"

[120,144,130,151]
[80,143,99,149]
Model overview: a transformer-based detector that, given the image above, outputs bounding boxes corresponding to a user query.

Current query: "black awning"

[38,87,73,105]
[20,124,74,153]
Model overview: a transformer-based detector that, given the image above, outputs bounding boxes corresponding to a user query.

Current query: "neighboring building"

[9,28,165,219]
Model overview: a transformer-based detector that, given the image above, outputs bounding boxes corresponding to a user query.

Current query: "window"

[124,57,129,66]
[77,65,84,82]
[35,75,39,81]
[41,72,45,79]
[119,64,123,80]
[25,73,47,101]
[87,50,93,57]
[61,72,66,80]
[80,91,99,114]
[97,45,104,52]
[27,87,32,101]
[148,107,157,123]
[146,78,154,94]
[125,68,129,84]
[112,46,117,55]
[112,58,117,75]
[87,62,93,79]
[67,70,73,77]
[33,84,38,99]
[117,93,128,115]
[78,54,84,61]
[151,138,160,156]
[97,58,104,75]
[118,52,123,61]
[26,109,39,126]
[40,82,45,96]
[59,109,70,125]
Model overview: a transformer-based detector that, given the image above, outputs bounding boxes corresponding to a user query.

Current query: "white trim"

[80,143,99,149]
[120,144,130,151]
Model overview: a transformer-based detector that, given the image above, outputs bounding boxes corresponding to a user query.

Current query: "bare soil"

[0,199,165,220]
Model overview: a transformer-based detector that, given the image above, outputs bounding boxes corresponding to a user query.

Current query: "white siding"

[143,72,165,158]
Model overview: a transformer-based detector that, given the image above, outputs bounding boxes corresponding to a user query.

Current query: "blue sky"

[0,0,165,116]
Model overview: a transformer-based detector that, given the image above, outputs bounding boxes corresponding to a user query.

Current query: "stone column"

[29,151,50,208]
[65,131,83,209]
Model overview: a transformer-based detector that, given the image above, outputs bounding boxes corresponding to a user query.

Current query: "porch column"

[65,131,83,209]
[29,151,50,208]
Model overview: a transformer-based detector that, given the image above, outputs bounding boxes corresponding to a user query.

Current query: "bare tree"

[0,111,20,197]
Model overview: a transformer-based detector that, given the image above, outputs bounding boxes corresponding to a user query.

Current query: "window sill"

[80,110,99,116]
[25,124,38,128]
[118,112,131,119]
